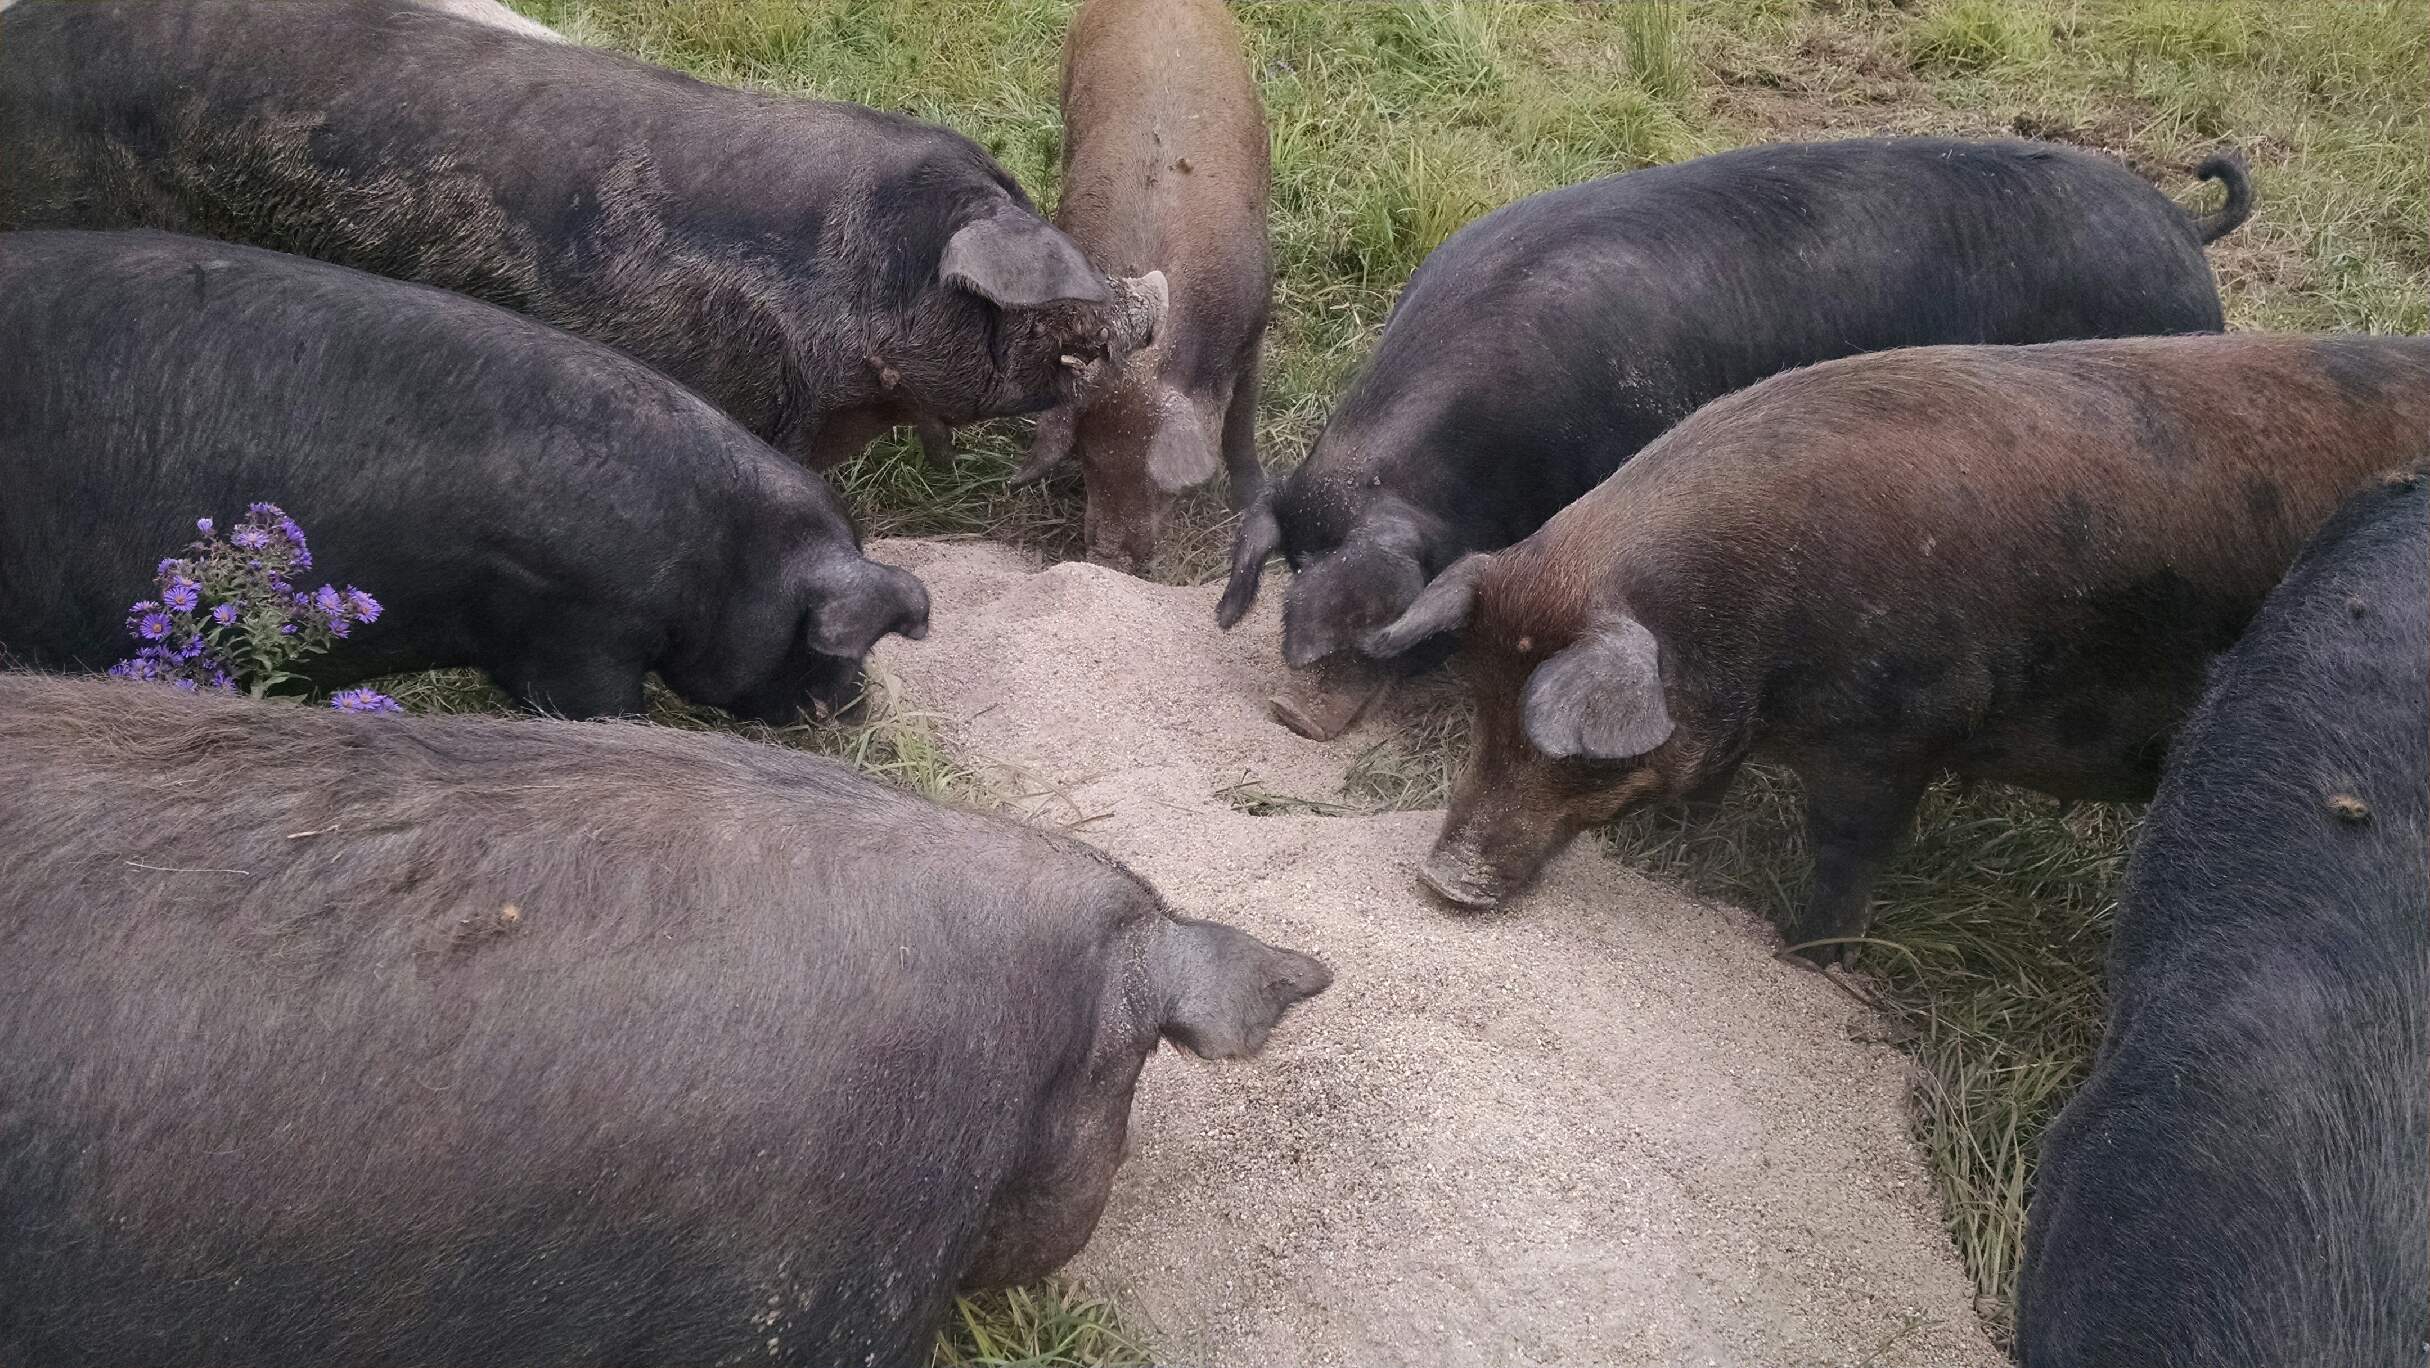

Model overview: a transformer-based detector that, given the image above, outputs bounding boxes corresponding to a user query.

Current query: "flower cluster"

[110,503,399,712]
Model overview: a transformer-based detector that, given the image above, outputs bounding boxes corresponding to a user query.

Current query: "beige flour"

[870,538,2003,1368]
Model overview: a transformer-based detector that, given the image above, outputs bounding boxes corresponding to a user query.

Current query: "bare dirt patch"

[870,539,2003,1368]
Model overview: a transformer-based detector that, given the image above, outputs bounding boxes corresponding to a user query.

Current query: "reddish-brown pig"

[1363,333,2430,961]
[1008,0,1273,572]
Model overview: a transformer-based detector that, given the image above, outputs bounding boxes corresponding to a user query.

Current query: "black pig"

[1221,137,2252,738]
[2018,470,2428,1368]
[1364,334,2428,960]
[0,673,1331,1368]
[0,229,926,721]
[0,0,1165,467]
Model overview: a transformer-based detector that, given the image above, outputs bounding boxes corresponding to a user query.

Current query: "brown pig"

[1009,0,1274,572]
[1362,334,2430,961]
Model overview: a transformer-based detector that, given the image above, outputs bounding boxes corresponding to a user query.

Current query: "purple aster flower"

[314,585,344,617]
[344,588,382,624]
[173,677,198,693]
[330,688,403,715]
[162,578,201,614]
[248,501,279,518]
[278,622,298,636]
[136,612,172,642]
[195,517,215,536]
[211,602,240,627]
[127,599,160,617]
[157,558,180,577]
[278,519,312,568]
[232,525,272,552]
[208,669,234,691]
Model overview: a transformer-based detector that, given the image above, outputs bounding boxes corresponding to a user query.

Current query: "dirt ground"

[870,539,2004,1368]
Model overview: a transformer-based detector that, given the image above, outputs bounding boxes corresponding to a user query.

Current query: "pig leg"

[1011,403,1080,487]
[1784,763,1928,966]
[801,407,895,470]
[914,415,955,468]
[1675,756,1746,827]
[1077,385,1162,574]
[1219,352,1265,512]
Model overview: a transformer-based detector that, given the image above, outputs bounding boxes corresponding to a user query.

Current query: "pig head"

[834,200,1164,465]
[1364,553,1707,908]
[960,910,1332,1291]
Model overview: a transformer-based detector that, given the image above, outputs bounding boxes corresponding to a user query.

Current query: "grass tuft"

[1618,0,1697,107]
[1339,131,1512,286]
[934,1282,1153,1368]
[1906,0,2053,77]
[1215,775,1353,818]
[1337,699,1469,813]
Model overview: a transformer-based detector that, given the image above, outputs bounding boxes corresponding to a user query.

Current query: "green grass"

[1906,0,2053,77]
[479,0,2424,1352]
[932,1282,1153,1368]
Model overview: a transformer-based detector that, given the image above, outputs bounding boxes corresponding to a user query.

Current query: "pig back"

[0,676,1142,1366]
[1055,0,1270,386]
[0,229,834,683]
[1310,137,2235,536]
[0,0,1018,447]
[1516,334,2430,767]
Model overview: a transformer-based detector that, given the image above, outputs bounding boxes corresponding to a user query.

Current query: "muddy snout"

[1418,840,1511,910]
[1111,269,1166,353]
[1063,270,1169,402]
[1419,801,1581,911]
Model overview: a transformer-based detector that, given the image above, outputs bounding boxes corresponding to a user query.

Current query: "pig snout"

[1420,815,1571,911]
[803,655,873,724]
[1419,839,1510,910]
[1056,270,1167,406]
[1110,269,1167,355]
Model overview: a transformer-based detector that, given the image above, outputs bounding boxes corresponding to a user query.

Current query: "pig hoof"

[1417,862,1502,911]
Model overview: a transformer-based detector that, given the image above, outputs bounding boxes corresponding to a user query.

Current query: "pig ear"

[1146,384,1225,493]
[1361,552,1490,659]
[801,555,931,658]
[940,210,1111,308]
[1522,616,1674,761]
[1280,539,1425,669]
[1215,490,1281,629]
[1154,916,1333,1060]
